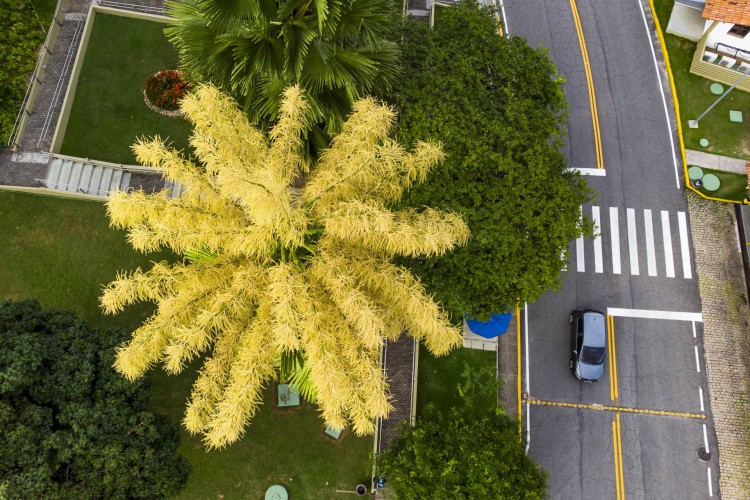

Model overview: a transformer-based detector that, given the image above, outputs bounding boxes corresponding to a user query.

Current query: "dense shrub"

[0,300,190,499]
[0,0,45,145]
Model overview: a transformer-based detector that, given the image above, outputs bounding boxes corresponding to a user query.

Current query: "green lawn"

[416,345,496,417]
[654,0,750,160]
[0,191,372,498]
[689,165,748,201]
[59,13,191,164]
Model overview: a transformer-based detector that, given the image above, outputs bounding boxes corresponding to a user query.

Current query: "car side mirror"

[573,350,577,354]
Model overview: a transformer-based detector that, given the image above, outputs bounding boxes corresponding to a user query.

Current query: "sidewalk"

[687,191,750,498]
[686,149,747,175]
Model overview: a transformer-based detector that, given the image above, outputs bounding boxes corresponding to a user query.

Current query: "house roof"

[702,0,750,26]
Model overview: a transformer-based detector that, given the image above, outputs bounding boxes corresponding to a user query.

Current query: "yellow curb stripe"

[569,0,604,169]
[607,315,615,401]
[616,413,625,499]
[526,399,706,419]
[517,304,522,441]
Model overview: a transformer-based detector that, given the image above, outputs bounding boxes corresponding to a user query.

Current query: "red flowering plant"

[144,70,193,111]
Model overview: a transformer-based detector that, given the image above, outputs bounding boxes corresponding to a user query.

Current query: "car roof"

[582,311,605,348]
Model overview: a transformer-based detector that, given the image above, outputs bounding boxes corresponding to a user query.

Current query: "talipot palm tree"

[165,0,399,160]
[101,84,469,448]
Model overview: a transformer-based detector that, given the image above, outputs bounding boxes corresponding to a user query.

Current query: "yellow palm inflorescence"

[101,84,469,448]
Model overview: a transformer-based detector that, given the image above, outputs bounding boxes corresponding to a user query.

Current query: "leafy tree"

[391,2,594,321]
[378,365,547,499]
[101,84,469,448]
[0,300,189,499]
[165,0,399,158]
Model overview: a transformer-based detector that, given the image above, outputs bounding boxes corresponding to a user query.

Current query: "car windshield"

[580,346,606,364]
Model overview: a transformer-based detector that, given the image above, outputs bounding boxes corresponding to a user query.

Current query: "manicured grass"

[60,14,191,164]
[151,367,372,500]
[654,0,750,160]
[0,191,373,498]
[0,191,164,330]
[416,345,496,416]
[689,165,748,201]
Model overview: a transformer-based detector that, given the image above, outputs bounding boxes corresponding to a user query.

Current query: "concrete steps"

[45,156,130,197]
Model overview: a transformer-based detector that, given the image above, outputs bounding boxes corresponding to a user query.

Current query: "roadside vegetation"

[390,2,594,320]
[0,0,47,145]
[381,366,546,498]
[654,0,750,160]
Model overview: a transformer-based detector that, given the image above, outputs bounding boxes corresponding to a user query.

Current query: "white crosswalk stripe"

[644,209,657,276]
[627,208,639,275]
[572,206,693,279]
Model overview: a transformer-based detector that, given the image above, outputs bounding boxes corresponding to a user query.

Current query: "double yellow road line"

[569,0,604,169]
[613,413,625,499]
[608,315,624,498]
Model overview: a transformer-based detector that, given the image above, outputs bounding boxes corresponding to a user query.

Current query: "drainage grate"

[697,446,712,462]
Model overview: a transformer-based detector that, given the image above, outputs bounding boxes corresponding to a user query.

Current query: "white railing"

[96,0,165,14]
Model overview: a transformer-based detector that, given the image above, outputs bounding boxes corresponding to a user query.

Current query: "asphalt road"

[501,0,720,497]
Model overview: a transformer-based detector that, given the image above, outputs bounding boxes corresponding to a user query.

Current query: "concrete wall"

[666,3,705,42]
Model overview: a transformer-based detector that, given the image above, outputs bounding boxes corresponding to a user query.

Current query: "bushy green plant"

[379,365,547,498]
[0,0,46,145]
[0,300,190,499]
[391,1,595,320]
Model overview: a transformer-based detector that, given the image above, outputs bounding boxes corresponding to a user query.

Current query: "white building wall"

[705,20,750,54]
[667,3,707,41]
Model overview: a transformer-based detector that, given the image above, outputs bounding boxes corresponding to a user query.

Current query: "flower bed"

[144,70,192,116]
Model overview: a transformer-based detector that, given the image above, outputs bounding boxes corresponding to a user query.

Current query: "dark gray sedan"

[569,309,607,382]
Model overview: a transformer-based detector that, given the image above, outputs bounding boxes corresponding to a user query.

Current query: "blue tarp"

[465,313,512,339]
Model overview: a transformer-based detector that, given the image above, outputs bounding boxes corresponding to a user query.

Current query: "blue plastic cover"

[465,313,512,338]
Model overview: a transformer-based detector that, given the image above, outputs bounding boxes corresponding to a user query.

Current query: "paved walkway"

[687,191,750,498]
[686,149,748,175]
[377,335,417,452]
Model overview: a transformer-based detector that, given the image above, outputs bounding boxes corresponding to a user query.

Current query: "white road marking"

[678,212,692,279]
[627,208,640,275]
[661,211,675,278]
[703,423,709,451]
[644,209,657,276]
[610,207,621,274]
[708,467,713,497]
[692,321,696,338]
[695,345,701,372]
[524,303,530,454]
[577,206,585,272]
[699,386,705,411]
[633,0,681,189]
[607,308,703,322]
[592,206,603,273]
[570,167,607,176]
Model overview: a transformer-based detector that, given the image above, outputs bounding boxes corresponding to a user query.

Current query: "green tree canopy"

[0,300,189,499]
[391,2,594,321]
[378,365,547,499]
[165,0,399,158]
